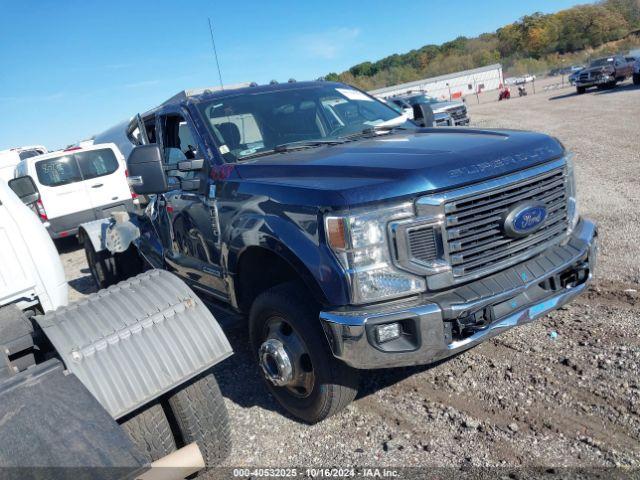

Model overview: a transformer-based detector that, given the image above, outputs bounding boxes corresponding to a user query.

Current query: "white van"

[15,143,136,239]
[0,145,48,182]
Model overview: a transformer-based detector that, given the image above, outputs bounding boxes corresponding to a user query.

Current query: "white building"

[369,63,503,101]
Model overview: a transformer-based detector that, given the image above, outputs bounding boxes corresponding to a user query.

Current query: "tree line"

[324,0,640,90]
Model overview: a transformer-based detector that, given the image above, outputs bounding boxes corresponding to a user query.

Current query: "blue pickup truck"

[81,81,597,423]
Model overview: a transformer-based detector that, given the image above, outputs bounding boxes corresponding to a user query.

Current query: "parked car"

[575,55,633,93]
[389,93,469,125]
[14,143,137,239]
[0,145,48,182]
[0,176,232,472]
[81,81,597,425]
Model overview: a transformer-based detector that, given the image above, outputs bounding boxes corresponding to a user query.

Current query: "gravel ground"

[57,79,640,477]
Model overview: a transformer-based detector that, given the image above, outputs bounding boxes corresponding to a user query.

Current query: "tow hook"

[259,339,293,387]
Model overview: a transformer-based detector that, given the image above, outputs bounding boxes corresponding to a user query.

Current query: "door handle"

[91,183,104,188]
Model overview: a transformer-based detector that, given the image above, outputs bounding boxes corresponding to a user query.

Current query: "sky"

[0,0,583,150]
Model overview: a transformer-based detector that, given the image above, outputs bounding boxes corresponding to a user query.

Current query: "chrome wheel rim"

[259,316,315,398]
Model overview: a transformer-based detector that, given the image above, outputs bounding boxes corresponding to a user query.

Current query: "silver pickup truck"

[388,93,470,125]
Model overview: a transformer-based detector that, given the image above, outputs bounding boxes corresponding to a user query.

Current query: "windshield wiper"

[273,139,346,152]
[238,139,345,161]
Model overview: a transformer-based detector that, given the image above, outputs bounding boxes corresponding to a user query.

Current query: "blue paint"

[530,298,558,317]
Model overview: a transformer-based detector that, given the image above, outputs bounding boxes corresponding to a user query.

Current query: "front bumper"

[320,219,597,369]
[576,74,614,88]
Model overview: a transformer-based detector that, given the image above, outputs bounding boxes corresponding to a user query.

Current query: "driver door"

[156,112,227,300]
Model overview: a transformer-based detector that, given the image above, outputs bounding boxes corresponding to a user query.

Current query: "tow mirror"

[8,176,40,205]
[127,144,169,195]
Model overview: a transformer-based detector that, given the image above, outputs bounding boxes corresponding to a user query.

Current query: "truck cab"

[84,81,597,424]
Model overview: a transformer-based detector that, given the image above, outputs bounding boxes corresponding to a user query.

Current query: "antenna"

[208,17,224,90]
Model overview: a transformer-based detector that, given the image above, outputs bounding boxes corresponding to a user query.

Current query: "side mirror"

[8,176,40,205]
[127,144,169,195]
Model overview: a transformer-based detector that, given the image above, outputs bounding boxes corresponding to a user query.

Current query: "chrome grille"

[444,167,568,277]
[447,105,467,120]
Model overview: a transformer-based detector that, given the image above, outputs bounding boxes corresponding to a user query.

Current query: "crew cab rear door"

[156,111,227,299]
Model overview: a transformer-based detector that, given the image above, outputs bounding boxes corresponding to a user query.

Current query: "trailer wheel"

[84,238,143,289]
[167,373,231,468]
[249,282,359,424]
[121,403,177,462]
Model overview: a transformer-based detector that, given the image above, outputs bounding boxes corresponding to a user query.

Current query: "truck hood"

[233,129,564,207]
[429,100,464,112]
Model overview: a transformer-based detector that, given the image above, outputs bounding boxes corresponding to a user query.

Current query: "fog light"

[376,322,401,344]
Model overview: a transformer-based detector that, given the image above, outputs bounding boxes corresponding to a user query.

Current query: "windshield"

[590,58,614,67]
[196,84,407,161]
[405,95,439,105]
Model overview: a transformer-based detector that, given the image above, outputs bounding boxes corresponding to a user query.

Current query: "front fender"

[226,212,349,307]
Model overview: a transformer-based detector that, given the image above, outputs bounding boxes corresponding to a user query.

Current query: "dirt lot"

[58,79,640,476]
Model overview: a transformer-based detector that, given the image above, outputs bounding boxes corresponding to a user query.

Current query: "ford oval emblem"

[503,203,547,238]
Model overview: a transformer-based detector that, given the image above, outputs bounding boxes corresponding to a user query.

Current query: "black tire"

[167,374,231,468]
[83,237,143,289]
[576,86,586,94]
[633,73,640,85]
[249,282,359,424]
[121,403,177,462]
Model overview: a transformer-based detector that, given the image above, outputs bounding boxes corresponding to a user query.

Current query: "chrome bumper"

[320,219,597,369]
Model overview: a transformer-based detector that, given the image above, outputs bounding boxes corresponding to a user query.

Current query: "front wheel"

[576,86,586,94]
[633,73,640,85]
[249,283,359,424]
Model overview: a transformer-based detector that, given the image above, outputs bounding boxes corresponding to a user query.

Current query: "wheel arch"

[232,244,333,313]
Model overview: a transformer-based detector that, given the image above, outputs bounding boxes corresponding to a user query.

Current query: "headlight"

[325,203,426,304]
[565,153,579,233]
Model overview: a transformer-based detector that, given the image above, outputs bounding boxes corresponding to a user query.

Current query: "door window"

[35,155,82,187]
[75,149,119,180]
[161,115,202,181]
